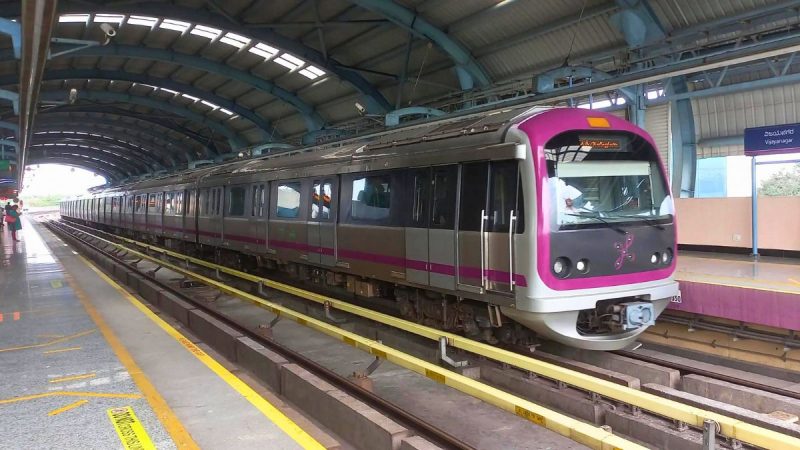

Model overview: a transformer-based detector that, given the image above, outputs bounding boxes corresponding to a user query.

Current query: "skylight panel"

[248,42,278,59]
[200,100,219,110]
[160,19,190,32]
[274,53,304,70]
[220,32,250,49]
[94,14,124,24]
[182,94,199,102]
[190,24,222,40]
[160,88,178,95]
[299,65,326,79]
[59,14,89,23]
[218,108,234,116]
[128,16,158,27]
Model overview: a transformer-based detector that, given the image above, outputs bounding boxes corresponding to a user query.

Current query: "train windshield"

[544,131,673,229]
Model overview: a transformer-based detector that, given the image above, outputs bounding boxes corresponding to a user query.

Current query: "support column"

[669,77,697,198]
[628,84,646,127]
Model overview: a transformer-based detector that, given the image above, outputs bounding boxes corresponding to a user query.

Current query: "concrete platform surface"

[0,219,313,449]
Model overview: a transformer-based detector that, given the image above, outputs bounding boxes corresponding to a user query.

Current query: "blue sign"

[744,123,800,156]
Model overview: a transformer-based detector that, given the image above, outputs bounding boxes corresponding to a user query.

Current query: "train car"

[61,106,679,350]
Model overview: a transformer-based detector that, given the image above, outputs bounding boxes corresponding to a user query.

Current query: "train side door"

[428,166,458,290]
[405,169,430,285]
[485,161,520,294]
[308,178,337,266]
[457,161,519,294]
[457,162,489,292]
[249,183,268,252]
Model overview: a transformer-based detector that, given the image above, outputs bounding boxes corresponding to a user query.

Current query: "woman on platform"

[5,205,21,241]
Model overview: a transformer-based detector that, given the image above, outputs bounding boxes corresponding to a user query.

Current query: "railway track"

[48,218,800,449]
[45,218,640,450]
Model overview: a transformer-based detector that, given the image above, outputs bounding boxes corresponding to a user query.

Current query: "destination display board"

[744,123,800,156]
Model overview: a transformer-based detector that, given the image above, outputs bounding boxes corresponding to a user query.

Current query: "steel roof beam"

[348,0,490,90]
[27,156,124,181]
[34,108,217,159]
[31,135,166,171]
[40,43,324,132]
[31,113,209,162]
[24,148,134,178]
[19,0,58,185]
[38,90,247,149]
[52,1,391,114]
[31,124,181,167]
[26,143,148,174]
[0,69,281,140]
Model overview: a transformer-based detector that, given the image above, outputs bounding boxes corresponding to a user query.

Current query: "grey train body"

[61,107,680,350]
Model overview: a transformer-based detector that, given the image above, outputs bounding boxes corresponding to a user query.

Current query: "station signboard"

[744,123,800,156]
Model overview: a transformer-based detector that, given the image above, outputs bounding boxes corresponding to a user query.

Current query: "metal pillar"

[669,77,697,198]
[751,157,759,257]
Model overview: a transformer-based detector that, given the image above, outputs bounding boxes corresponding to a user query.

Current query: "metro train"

[60,106,680,350]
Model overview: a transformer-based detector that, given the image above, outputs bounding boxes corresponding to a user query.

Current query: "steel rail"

[50,219,645,450]
[57,219,800,450]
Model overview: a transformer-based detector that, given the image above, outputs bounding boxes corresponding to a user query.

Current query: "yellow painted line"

[76,253,326,450]
[0,391,142,406]
[0,329,96,353]
[69,223,800,450]
[70,226,640,450]
[48,399,88,416]
[62,270,198,450]
[108,406,156,450]
[49,373,96,384]
[42,346,81,354]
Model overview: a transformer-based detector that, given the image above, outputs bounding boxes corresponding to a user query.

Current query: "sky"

[20,164,106,198]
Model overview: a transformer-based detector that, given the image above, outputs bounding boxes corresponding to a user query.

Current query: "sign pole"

[751,156,759,258]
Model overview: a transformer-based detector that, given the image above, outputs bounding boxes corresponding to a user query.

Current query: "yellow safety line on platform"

[0,391,141,406]
[108,406,156,450]
[0,329,95,353]
[68,223,800,450]
[61,269,199,450]
[76,254,325,450]
[48,399,88,416]
[68,225,641,450]
[49,373,96,383]
[42,346,81,354]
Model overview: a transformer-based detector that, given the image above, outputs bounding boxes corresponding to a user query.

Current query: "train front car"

[506,108,679,350]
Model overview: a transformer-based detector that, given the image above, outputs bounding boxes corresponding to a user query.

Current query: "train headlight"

[662,248,673,265]
[650,253,660,264]
[576,259,589,274]
[553,257,571,278]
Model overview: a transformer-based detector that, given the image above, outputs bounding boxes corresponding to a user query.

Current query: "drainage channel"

[47,219,641,450]
[55,219,800,450]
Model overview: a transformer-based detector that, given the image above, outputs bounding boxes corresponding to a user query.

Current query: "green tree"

[759,164,800,196]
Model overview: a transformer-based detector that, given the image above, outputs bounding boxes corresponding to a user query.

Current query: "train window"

[311,181,332,220]
[410,169,429,227]
[276,182,301,218]
[322,182,332,220]
[459,162,489,232]
[311,182,321,219]
[165,192,175,214]
[351,175,391,221]
[227,186,246,217]
[251,185,259,217]
[488,161,518,233]
[431,165,457,229]
[176,191,184,214]
[216,188,222,216]
[258,184,266,217]
[148,194,157,209]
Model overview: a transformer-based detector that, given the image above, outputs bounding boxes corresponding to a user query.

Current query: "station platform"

[0,219,321,449]
[670,251,800,331]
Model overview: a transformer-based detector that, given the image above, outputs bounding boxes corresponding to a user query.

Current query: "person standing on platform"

[6,204,21,241]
